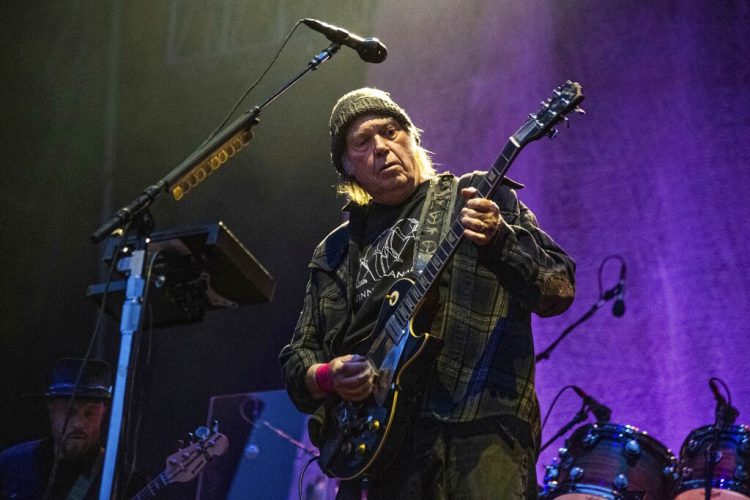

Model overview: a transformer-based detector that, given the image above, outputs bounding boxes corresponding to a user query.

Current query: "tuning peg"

[562,116,570,128]
[176,439,185,450]
[547,128,559,139]
[574,106,586,114]
[187,432,196,443]
[212,420,220,433]
[540,101,550,108]
[195,426,210,440]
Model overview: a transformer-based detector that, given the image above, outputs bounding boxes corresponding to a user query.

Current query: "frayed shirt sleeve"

[479,195,576,317]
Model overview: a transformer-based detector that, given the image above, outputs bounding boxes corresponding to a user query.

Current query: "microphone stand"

[535,282,622,363]
[540,405,588,453]
[94,42,342,500]
[704,399,737,499]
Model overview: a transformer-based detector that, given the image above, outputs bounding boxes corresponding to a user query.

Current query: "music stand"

[87,221,274,326]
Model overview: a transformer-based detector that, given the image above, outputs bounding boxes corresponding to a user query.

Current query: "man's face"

[343,114,423,205]
[48,399,107,460]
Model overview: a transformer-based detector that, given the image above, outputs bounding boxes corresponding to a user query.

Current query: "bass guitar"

[132,425,228,499]
[316,81,585,480]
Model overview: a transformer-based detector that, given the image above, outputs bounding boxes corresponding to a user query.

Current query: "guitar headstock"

[512,81,585,146]
[164,427,229,484]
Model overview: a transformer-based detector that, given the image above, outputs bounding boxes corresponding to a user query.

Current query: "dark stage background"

[1,0,748,497]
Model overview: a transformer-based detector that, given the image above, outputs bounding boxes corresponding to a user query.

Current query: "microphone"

[709,379,739,425]
[573,386,612,423]
[612,263,626,317]
[302,18,387,63]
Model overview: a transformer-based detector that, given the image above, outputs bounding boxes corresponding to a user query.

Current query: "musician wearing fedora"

[280,88,575,499]
[0,358,113,499]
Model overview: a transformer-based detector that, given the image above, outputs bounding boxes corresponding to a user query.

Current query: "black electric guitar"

[316,81,585,480]
[132,426,228,499]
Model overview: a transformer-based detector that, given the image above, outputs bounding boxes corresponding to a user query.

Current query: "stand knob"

[582,430,599,448]
[613,473,629,491]
[569,466,584,481]
[735,465,749,481]
[624,439,641,459]
[681,466,694,479]
[544,464,559,482]
[739,437,750,456]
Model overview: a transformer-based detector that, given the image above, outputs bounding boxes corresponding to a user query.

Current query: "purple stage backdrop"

[364,0,750,478]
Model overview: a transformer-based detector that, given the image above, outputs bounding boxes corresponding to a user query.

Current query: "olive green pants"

[336,417,538,500]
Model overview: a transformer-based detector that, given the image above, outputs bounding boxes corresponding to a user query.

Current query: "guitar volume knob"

[356,443,368,455]
[369,420,381,431]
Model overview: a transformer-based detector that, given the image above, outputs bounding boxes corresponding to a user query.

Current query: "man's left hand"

[460,187,504,246]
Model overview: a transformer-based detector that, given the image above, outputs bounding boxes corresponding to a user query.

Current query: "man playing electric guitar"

[280,87,576,499]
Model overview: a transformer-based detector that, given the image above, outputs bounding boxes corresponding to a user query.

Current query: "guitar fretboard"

[366,140,520,364]
[133,471,169,500]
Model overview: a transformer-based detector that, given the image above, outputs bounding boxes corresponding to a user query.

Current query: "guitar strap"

[66,446,104,500]
[309,175,458,449]
[414,173,458,273]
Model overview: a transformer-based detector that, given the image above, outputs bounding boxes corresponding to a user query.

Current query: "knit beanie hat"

[329,88,420,175]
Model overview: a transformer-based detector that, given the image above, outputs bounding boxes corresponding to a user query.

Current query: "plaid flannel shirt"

[279,172,575,448]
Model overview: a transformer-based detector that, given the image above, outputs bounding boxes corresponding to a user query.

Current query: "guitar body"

[317,278,442,480]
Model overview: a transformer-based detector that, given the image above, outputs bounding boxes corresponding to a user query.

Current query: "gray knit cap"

[329,87,419,175]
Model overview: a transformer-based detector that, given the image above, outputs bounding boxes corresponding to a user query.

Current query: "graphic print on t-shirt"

[356,218,419,304]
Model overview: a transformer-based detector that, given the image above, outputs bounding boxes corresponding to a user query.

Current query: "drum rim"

[678,477,750,494]
[541,481,617,499]
[680,423,750,441]
[567,422,676,461]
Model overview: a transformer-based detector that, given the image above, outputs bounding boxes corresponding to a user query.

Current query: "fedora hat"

[45,358,112,400]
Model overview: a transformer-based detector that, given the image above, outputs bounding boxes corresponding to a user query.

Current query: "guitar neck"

[370,80,584,353]
[132,472,169,500]
[388,140,521,326]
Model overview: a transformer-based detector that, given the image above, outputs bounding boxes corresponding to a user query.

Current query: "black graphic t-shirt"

[344,181,430,349]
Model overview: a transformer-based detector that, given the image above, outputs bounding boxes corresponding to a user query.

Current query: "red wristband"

[314,363,335,394]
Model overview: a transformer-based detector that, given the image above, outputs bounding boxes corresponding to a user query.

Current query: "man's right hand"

[306,354,376,402]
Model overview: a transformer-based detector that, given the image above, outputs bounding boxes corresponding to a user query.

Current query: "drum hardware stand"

[540,405,589,453]
[704,379,739,500]
[535,280,623,363]
[89,40,343,498]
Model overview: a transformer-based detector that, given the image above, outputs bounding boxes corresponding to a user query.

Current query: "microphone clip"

[602,282,622,301]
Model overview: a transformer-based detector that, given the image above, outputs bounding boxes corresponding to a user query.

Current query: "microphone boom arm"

[90,42,341,244]
[535,282,621,363]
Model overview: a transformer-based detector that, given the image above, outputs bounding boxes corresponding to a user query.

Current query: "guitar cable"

[298,455,321,500]
[202,20,304,144]
[540,385,578,433]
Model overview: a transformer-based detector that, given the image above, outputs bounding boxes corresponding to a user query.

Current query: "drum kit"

[539,422,750,499]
